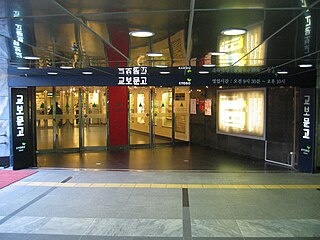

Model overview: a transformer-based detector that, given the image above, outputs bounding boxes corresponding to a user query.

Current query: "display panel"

[217,88,265,140]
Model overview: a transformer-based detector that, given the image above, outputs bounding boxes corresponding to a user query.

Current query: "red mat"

[0,170,37,189]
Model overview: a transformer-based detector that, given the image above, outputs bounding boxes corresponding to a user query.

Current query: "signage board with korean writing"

[299,88,315,173]
[11,88,35,170]
[217,88,266,140]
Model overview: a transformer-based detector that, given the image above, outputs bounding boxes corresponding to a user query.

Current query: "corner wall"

[0,0,10,166]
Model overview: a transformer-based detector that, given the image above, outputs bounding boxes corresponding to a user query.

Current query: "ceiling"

[4,0,320,76]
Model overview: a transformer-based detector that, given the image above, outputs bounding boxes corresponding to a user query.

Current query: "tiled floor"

[0,169,320,239]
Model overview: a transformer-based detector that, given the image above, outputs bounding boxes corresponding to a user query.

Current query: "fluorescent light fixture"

[221,28,246,36]
[82,71,93,75]
[129,30,155,37]
[146,52,163,57]
[160,71,170,75]
[211,52,227,56]
[23,56,40,60]
[202,64,216,67]
[17,67,30,70]
[155,65,168,68]
[199,71,209,74]
[47,72,58,75]
[277,71,288,74]
[60,66,73,69]
[298,64,312,68]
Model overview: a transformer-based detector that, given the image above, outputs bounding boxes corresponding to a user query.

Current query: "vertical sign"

[190,99,197,114]
[205,98,212,116]
[299,88,315,173]
[11,88,35,170]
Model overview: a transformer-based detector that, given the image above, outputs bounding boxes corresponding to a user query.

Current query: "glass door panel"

[174,87,190,142]
[36,87,54,150]
[82,87,108,148]
[129,87,150,145]
[153,87,173,144]
[55,87,80,149]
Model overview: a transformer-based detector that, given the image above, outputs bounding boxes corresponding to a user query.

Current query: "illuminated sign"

[118,67,148,86]
[217,89,265,139]
[12,11,24,59]
[300,0,312,54]
[302,95,311,139]
[218,23,266,66]
[15,94,25,138]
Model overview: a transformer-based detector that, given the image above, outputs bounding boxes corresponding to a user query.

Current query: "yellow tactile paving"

[10,181,320,189]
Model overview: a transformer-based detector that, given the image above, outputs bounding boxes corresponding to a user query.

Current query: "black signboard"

[299,88,315,173]
[11,88,35,170]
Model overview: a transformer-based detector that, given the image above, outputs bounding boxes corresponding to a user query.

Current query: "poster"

[190,99,196,114]
[205,98,212,116]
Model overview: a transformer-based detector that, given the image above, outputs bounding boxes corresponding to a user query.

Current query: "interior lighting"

[82,71,93,75]
[155,65,168,68]
[211,52,227,56]
[298,64,312,68]
[129,31,155,38]
[202,64,216,67]
[199,71,209,74]
[47,72,58,75]
[17,67,30,70]
[221,28,246,36]
[23,56,40,60]
[277,71,288,74]
[146,52,163,57]
[60,66,73,69]
[160,71,170,75]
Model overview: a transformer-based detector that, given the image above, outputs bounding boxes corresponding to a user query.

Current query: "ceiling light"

[23,56,40,60]
[298,64,313,68]
[47,72,58,75]
[221,28,246,36]
[82,71,93,75]
[129,30,155,38]
[202,64,216,67]
[17,67,30,70]
[160,71,170,75]
[211,52,227,56]
[146,52,163,57]
[199,71,209,74]
[60,66,73,69]
[155,65,168,68]
[277,71,288,74]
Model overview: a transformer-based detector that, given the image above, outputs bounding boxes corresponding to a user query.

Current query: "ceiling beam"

[186,0,196,66]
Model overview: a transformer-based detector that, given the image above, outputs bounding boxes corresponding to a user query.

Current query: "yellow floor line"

[11,182,320,189]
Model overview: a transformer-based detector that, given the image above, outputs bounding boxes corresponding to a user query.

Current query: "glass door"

[153,87,173,145]
[81,87,108,149]
[129,87,151,146]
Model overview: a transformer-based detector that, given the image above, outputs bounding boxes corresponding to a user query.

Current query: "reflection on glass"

[174,87,190,142]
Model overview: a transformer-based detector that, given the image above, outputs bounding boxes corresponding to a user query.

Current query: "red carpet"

[0,170,37,189]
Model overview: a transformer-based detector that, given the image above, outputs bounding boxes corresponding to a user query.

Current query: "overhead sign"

[11,88,35,170]
[117,67,148,86]
[299,88,315,173]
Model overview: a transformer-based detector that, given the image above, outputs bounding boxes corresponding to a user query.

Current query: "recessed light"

[17,67,30,70]
[155,65,168,68]
[221,28,246,36]
[277,71,288,74]
[211,52,227,56]
[202,64,216,67]
[146,52,163,57]
[129,31,155,37]
[23,56,40,60]
[47,72,58,75]
[160,71,170,75]
[60,66,73,69]
[82,71,93,75]
[298,64,313,68]
[199,71,209,74]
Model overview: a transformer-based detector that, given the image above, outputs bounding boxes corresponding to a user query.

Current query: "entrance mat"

[0,170,37,189]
